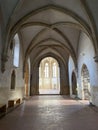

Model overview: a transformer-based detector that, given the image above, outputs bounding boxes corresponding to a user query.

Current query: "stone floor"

[0,95,98,130]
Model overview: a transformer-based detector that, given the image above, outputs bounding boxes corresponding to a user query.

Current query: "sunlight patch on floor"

[39,89,60,94]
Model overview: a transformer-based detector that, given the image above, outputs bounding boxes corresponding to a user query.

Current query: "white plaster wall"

[0,39,25,105]
[68,56,76,97]
[0,0,18,27]
[86,0,98,33]
[77,32,98,105]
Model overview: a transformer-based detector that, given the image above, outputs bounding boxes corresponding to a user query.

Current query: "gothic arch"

[2,5,98,73]
[6,5,97,57]
[39,57,60,94]
[30,52,69,95]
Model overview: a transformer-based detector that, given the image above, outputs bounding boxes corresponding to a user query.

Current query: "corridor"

[0,96,98,130]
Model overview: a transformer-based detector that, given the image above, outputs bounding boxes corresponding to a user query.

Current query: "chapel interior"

[0,0,98,129]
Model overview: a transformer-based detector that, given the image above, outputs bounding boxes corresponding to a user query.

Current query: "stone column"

[30,66,39,95]
[36,66,39,94]
[60,65,69,95]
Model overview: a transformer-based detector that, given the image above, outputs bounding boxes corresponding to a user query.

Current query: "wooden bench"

[0,104,6,115]
[8,98,21,108]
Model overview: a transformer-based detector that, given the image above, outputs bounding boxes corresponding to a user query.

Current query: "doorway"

[81,64,91,100]
[72,72,77,95]
[39,57,60,94]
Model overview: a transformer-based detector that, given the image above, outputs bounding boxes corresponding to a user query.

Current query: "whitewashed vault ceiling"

[0,0,98,68]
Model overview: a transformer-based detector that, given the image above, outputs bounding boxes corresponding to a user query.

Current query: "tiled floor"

[0,96,98,130]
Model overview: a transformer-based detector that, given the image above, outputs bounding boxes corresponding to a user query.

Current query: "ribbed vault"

[0,0,98,86]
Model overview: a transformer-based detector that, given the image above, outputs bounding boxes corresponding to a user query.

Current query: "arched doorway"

[39,57,60,94]
[71,72,77,96]
[81,64,91,100]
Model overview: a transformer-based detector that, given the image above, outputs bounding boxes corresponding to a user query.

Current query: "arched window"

[39,57,60,94]
[53,63,57,77]
[13,34,20,67]
[45,63,49,78]
[11,70,16,90]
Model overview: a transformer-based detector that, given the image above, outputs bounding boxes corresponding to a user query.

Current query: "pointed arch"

[39,57,60,94]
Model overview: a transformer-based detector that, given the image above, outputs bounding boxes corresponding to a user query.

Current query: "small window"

[11,70,16,90]
[13,34,20,67]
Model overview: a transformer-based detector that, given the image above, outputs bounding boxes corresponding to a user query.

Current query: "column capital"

[94,56,98,62]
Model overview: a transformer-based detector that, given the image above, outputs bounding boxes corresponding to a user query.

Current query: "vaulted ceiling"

[0,0,98,68]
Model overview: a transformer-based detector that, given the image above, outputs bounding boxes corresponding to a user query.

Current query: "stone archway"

[71,72,77,95]
[30,53,69,96]
[81,64,91,100]
[39,57,60,94]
